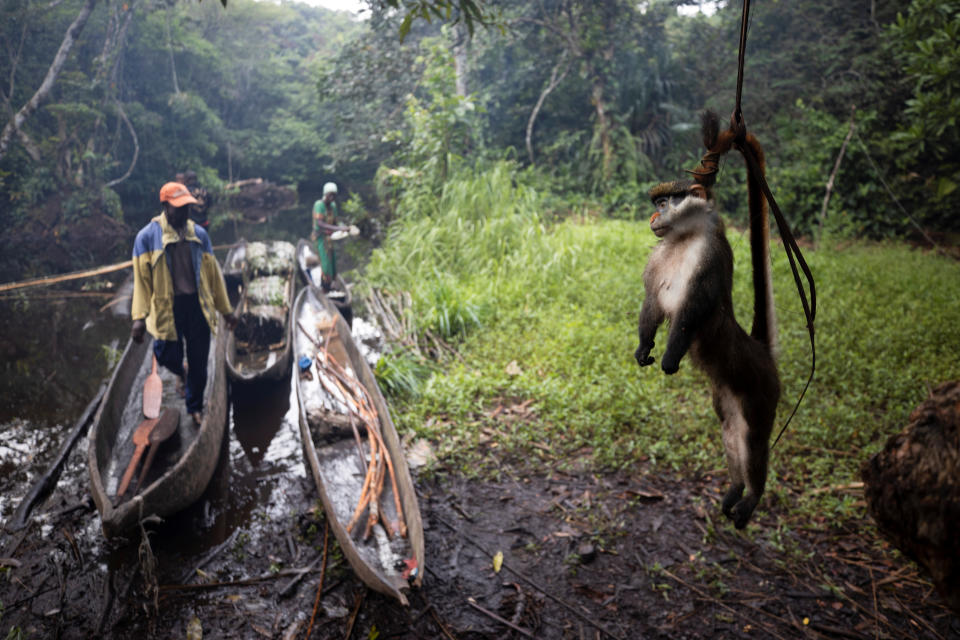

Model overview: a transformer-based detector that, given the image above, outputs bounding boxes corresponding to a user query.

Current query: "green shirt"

[312,200,340,232]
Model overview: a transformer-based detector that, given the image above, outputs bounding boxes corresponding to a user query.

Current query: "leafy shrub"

[374,349,433,399]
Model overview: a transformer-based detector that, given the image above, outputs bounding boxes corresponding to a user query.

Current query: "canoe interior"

[225,240,295,381]
[89,326,226,537]
[293,285,423,604]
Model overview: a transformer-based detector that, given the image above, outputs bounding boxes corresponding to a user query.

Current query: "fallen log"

[861,380,960,615]
[0,243,238,294]
[6,382,107,531]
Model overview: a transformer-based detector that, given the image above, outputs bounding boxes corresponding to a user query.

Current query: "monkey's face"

[649,185,711,238]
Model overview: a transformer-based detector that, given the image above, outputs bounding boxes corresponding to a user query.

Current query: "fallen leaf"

[405,439,435,469]
[186,616,203,640]
[505,361,522,376]
[493,551,503,573]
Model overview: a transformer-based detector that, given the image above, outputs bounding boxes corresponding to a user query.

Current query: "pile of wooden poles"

[364,287,460,361]
[311,323,407,541]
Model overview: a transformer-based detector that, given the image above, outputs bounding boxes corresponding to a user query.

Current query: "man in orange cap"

[130,182,236,424]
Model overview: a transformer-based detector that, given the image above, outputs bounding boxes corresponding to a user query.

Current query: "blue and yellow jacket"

[131,212,233,341]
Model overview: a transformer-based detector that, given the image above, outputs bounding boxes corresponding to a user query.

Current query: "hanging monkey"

[635,111,780,529]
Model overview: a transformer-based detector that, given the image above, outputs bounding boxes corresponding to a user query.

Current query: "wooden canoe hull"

[225,240,295,382]
[296,238,353,326]
[293,285,424,604]
[87,325,227,538]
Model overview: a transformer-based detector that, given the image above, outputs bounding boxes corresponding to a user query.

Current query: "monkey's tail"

[738,133,778,356]
[689,110,778,355]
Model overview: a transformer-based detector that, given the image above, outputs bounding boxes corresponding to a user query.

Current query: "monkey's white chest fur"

[649,236,706,316]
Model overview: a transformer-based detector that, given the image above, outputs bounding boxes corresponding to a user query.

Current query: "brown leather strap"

[732,0,815,447]
[734,0,750,130]
[737,140,817,448]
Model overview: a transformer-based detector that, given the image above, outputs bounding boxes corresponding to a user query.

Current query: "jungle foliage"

[2,0,959,530]
[0,0,958,278]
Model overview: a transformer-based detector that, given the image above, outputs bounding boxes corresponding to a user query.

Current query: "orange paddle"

[133,408,180,495]
[143,355,162,419]
[115,416,158,502]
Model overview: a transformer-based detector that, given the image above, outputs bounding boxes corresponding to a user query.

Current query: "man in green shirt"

[311,182,341,292]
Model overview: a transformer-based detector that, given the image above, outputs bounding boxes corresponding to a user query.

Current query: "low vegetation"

[366,161,960,526]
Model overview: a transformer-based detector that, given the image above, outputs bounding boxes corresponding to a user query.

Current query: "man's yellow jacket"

[131,212,232,341]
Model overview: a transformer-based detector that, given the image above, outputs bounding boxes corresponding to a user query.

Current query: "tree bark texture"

[105,101,139,188]
[526,55,568,165]
[591,81,612,183]
[0,0,99,163]
[819,106,856,241]
[452,21,468,98]
[165,5,181,95]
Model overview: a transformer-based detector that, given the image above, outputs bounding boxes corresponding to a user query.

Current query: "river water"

[0,201,375,559]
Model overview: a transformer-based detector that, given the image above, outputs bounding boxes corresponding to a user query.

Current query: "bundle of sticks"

[307,320,407,541]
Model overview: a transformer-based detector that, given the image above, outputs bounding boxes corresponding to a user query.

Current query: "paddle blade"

[143,355,162,419]
[133,409,180,496]
[150,408,180,445]
[115,417,158,502]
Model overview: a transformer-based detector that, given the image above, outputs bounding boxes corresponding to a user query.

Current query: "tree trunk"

[97,0,140,187]
[591,81,612,183]
[0,0,99,163]
[165,5,181,95]
[818,107,856,242]
[526,55,568,165]
[451,21,468,98]
[105,101,139,188]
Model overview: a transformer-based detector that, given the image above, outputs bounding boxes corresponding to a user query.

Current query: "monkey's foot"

[724,493,760,530]
[721,484,744,517]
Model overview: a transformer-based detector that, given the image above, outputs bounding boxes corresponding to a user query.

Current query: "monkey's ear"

[690,184,708,200]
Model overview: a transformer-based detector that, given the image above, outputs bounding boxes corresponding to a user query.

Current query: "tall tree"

[0,0,98,163]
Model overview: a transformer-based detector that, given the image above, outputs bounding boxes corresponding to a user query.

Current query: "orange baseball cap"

[159,182,199,207]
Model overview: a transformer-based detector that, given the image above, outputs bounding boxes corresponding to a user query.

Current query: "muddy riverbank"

[1,241,958,639]
[2,415,958,639]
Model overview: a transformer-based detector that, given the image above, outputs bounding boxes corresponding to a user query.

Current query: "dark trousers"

[153,294,210,413]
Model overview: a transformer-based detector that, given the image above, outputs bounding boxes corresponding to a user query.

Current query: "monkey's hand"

[634,344,655,368]
[660,353,681,375]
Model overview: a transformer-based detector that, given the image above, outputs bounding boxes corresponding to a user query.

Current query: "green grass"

[366,161,960,519]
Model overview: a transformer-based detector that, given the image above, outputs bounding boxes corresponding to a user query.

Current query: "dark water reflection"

[131,374,307,564]
[0,295,128,425]
[1,199,369,563]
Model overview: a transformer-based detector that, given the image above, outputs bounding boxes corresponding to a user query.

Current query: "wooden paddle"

[114,354,165,503]
[115,416,158,502]
[143,355,162,419]
[132,408,180,495]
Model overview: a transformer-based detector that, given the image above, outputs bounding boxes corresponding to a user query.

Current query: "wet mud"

[2,402,959,639]
[1,292,958,639]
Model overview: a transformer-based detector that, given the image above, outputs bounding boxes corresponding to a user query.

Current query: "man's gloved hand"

[131,319,146,344]
[223,312,238,331]
[348,225,360,236]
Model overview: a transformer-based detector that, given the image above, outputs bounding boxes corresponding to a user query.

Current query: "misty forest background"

[2,0,960,526]
[3,0,959,277]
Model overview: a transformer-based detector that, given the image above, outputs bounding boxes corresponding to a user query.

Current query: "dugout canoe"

[225,240,296,382]
[221,238,246,306]
[88,324,228,538]
[293,285,424,604]
[296,238,353,327]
